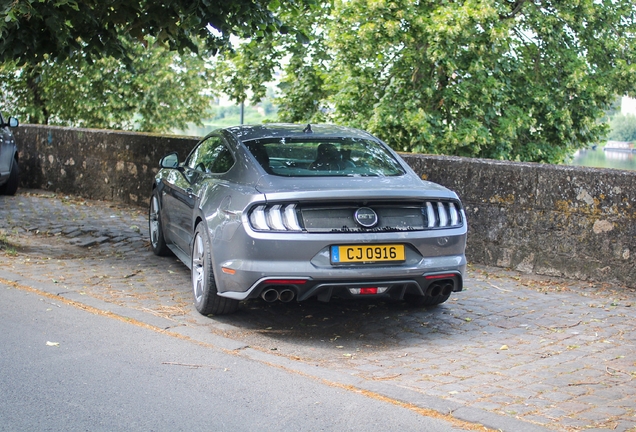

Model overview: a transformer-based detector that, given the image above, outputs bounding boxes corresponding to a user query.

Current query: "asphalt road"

[0,281,467,432]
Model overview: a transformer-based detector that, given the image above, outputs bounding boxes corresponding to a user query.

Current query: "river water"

[565,146,636,171]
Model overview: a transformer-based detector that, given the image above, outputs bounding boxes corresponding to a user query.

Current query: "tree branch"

[499,0,531,20]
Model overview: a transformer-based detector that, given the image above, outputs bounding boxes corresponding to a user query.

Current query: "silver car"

[149,124,467,315]
[0,112,19,196]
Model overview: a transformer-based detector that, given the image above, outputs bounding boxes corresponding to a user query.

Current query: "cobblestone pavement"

[1,190,635,431]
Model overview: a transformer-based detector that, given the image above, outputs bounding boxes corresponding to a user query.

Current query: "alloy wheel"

[149,196,160,248]
[192,233,206,303]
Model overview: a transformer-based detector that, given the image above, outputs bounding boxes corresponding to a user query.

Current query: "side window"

[209,146,234,173]
[186,136,235,174]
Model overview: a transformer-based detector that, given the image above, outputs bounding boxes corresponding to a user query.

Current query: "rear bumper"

[216,259,466,302]
[211,220,467,302]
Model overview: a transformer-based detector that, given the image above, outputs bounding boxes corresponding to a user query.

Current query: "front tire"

[191,224,239,316]
[0,158,19,196]
[148,192,171,256]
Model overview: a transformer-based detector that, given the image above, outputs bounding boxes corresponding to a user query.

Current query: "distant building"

[605,140,635,153]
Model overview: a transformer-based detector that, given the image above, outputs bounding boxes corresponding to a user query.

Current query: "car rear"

[213,176,467,305]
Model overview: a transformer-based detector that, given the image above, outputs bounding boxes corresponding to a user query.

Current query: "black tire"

[0,158,19,196]
[405,292,451,307]
[148,192,172,256]
[191,224,239,316]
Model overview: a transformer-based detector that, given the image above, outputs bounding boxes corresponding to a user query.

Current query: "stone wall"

[12,124,636,287]
[408,155,635,287]
[13,124,198,205]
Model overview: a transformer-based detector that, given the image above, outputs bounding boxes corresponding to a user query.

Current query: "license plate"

[331,244,405,263]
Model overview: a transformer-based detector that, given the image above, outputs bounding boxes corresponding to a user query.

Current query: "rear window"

[244,138,405,177]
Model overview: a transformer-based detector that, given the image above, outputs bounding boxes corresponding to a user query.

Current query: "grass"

[0,234,18,256]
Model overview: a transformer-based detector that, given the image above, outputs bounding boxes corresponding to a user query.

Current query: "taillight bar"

[249,204,303,232]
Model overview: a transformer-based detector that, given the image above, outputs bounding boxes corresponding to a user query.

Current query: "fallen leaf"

[499,345,509,350]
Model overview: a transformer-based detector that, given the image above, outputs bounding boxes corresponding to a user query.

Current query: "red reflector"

[425,274,455,280]
[265,279,307,285]
[359,287,378,295]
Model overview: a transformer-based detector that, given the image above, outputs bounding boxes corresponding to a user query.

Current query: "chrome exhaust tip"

[427,283,442,297]
[261,288,279,303]
[278,289,295,303]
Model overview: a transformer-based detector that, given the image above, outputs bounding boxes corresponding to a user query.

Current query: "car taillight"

[249,204,303,232]
[425,201,462,228]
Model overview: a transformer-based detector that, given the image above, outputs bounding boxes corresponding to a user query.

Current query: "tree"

[207,1,332,120]
[0,0,292,65]
[609,114,636,142]
[0,36,214,133]
[0,1,312,132]
[219,0,636,163]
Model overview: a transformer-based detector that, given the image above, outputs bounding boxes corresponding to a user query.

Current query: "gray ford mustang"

[149,124,467,315]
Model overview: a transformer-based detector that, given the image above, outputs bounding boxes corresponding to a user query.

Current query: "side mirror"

[160,152,179,168]
[8,117,18,128]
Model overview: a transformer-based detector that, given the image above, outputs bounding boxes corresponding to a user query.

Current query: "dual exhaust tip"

[261,288,295,303]
[427,281,454,297]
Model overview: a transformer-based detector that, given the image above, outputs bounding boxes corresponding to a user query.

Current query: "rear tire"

[191,224,239,316]
[0,158,19,196]
[148,193,172,256]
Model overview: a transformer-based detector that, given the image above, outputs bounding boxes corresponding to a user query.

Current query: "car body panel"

[0,114,16,180]
[0,112,19,190]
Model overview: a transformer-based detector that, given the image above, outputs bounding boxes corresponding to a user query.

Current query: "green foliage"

[208,0,330,115]
[0,0,311,132]
[0,37,214,133]
[608,114,636,142]
[218,0,636,163]
[0,0,291,65]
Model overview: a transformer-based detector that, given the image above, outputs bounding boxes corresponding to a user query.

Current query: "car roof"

[223,123,377,143]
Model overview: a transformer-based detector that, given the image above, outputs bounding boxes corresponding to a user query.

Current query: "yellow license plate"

[331,244,405,263]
